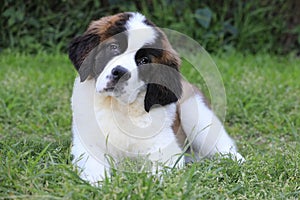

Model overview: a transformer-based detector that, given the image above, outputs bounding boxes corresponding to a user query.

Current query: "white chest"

[94,94,178,156]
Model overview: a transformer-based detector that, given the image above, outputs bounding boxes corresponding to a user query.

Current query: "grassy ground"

[0,52,299,199]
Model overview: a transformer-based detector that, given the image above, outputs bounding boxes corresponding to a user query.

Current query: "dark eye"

[109,43,119,51]
[138,56,150,66]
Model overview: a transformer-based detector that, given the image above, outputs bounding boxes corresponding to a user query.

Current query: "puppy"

[68,12,244,184]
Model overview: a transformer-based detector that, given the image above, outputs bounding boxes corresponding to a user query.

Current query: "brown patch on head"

[68,12,132,82]
[86,13,131,42]
[150,29,181,70]
[142,18,181,70]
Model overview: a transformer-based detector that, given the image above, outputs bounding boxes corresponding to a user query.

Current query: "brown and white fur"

[68,12,244,184]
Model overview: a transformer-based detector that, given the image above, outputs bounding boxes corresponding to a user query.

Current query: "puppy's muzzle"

[104,66,131,92]
[111,65,131,81]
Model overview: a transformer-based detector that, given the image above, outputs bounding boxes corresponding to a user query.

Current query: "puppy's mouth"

[101,81,125,96]
[103,86,115,92]
[102,79,119,91]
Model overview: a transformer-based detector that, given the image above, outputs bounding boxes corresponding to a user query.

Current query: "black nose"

[111,65,131,81]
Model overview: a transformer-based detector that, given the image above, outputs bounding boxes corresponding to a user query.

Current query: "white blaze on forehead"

[95,13,157,102]
[125,13,157,50]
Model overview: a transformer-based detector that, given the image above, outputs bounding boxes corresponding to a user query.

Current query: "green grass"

[0,51,299,199]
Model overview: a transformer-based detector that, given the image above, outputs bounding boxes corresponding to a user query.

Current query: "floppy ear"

[143,62,182,112]
[68,33,100,82]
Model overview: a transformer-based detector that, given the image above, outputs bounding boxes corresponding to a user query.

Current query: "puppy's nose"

[111,65,131,81]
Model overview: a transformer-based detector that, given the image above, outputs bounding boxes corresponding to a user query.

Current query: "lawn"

[0,52,299,199]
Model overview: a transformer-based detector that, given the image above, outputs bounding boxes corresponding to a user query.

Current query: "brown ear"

[142,63,182,112]
[68,33,100,82]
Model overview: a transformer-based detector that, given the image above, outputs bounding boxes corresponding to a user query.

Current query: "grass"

[0,51,299,199]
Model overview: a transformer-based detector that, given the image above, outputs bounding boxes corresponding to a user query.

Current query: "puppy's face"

[68,12,182,112]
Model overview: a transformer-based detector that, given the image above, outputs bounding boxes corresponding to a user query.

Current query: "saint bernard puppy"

[68,12,244,184]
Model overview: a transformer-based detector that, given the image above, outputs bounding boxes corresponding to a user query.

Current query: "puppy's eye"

[138,56,150,66]
[109,43,119,50]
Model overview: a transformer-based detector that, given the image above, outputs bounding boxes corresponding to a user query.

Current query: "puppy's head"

[68,12,182,112]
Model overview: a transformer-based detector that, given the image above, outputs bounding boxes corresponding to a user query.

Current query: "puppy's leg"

[179,81,244,162]
[72,128,108,185]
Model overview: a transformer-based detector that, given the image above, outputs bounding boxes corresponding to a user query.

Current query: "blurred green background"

[1,0,299,55]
